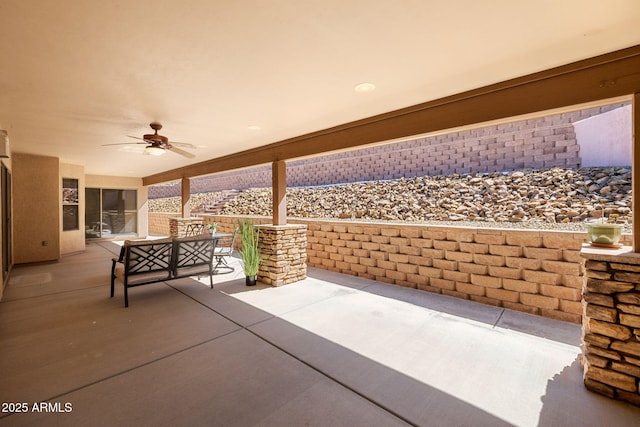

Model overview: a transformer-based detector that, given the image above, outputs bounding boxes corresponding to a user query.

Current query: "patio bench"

[110,234,217,307]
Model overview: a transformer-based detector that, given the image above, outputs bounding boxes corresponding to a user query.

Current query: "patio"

[1,241,639,426]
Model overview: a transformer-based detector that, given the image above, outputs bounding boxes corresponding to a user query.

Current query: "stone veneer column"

[168,217,204,237]
[257,224,307,287]
[581,244,640,406]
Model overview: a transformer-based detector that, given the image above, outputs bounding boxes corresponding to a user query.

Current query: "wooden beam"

[272,160,287,226]
[181,177,191,218]
[633,93,640,252]
[143,45,640,186]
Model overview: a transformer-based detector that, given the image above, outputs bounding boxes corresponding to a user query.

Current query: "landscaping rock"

[150,167,632,231]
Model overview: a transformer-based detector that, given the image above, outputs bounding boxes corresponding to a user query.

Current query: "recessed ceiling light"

[354,83,376,93]
[247,125,261,131]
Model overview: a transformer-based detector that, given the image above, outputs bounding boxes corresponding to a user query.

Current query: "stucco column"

[181,177,191,219]
[633,93,639,252]
[272,160,286,226]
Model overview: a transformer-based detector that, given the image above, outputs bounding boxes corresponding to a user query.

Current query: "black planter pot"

[246,275,257,286]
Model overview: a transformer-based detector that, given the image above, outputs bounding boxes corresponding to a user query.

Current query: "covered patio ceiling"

[1,1,639,180]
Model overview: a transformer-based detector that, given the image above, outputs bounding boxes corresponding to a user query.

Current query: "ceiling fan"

[103,122,196,158]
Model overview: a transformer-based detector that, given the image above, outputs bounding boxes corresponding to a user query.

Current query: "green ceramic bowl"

[587,223,622,245]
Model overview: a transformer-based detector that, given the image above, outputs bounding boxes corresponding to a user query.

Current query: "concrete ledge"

[581,243,640,265]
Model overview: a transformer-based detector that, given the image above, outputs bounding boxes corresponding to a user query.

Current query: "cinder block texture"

[149,104,627,199]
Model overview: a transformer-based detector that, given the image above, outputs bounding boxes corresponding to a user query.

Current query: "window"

[85,188,137,239]
[62,178,79,231]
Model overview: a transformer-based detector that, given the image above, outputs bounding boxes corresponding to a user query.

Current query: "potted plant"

[238,220,261,286]
[207,222,218,234]
[586,207,623,247]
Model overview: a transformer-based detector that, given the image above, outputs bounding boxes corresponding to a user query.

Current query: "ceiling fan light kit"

[145,145,166,156]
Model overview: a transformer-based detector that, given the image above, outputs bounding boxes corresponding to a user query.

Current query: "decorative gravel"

[150,167,633,233]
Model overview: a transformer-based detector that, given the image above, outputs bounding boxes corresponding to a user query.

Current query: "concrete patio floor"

[1,241,639,426]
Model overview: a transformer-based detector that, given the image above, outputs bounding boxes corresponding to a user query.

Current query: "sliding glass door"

[2,164,11,281]
[85,188,137,239]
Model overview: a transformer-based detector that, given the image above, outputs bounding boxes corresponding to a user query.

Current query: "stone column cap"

[581,243,640,264]
[257,224,307,230]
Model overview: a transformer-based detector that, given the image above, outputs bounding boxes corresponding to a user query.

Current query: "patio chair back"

[213,227,238,272]
[172,234,216,287]
[123,238,174,279]
[185,223,205,236]
[111,238,174,307]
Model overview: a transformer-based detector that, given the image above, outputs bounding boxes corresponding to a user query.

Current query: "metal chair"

[212,227,238,273]
[185,223,205,236]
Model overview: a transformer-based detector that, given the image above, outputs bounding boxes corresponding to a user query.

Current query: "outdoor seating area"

[1,240,639,426]
[1,4,639,425]
[111,233,231,306]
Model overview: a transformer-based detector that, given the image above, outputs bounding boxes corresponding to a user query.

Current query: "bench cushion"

[124,237,174,247]
[115,266,172,285]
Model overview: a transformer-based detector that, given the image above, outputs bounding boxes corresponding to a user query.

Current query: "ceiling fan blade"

[127,135,159,144]
[167,146,195,158]
[102,142,147,146]
[169,141,197,149]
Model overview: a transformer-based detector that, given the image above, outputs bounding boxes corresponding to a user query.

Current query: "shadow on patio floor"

[0,241,638,426]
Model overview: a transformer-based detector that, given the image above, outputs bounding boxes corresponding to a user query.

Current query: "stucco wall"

[10,168,149,266]
[13,153,60,263]
[574,104,632,167]
[60,162,86,255]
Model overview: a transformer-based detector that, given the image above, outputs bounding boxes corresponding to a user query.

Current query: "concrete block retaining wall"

[155,212,633,325]
[148,103,627,199]
[301,220,598,324]
[148,212,175,236]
